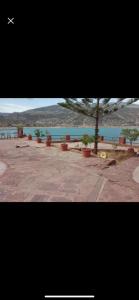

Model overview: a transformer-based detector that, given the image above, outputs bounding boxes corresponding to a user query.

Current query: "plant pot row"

[27,134,103,144]
[20,132,138,148]
[27,134,136,158]
[27,135,69,149]
[27,135,51,142]
[27,134,92,156]
[33,135,127,146]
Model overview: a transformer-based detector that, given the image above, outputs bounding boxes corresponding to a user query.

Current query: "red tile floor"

[0,139,139,202]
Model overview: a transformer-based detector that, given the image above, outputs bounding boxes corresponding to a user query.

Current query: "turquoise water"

[0,127,130,141]
[24,127,121,139]
[1,127,139,143]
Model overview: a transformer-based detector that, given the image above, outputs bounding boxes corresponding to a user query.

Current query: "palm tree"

[58,98,139,154]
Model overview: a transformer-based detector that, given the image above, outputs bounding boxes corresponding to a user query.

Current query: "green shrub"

[34,129,45,137]
[81,135,95,147]
[121,128,139,146]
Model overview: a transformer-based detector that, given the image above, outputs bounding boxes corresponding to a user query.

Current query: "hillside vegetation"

[0,104,139,127]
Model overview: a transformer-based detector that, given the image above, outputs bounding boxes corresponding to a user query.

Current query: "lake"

[0,127,139,143]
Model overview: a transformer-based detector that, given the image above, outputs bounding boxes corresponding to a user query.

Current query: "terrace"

[0,136,139,202]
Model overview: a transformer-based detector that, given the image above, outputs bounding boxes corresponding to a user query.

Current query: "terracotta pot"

[61,144,68,151]
[46,140,51,147]
[47,135,52,141]
[37,137,41,143]
[17,128,24,138]
[66,135,70,142]
[119,137,126,145]
[82,148,91,158]
[127,147,135,153]
[28,135,32,140]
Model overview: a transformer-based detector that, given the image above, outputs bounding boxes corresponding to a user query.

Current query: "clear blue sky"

[0,98,139,113]
[0,98,64,113]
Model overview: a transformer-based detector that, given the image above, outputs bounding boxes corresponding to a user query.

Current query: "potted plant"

[17,125,24,138]
[121,128,139,153]
[60,136,68,151]
[66,134,71,142]
[46,129,52,141]
[45,130,51,146]
[81,135,94,157]
[28,134,32,140]
[34,129,45,143]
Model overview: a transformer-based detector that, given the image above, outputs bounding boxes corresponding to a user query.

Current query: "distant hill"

[0,104,139,127]
[0,113,10,116]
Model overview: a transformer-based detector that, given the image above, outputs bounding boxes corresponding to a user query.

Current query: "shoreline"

[0,126,139,129]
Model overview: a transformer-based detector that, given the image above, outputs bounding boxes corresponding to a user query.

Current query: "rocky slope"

[0,104,139,127]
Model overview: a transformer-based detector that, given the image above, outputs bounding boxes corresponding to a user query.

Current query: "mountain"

[0,104,139,127]
[0,112,10,116]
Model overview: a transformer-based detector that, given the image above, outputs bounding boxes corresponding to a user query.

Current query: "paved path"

[0,140,106,202]
[97,157,139,201]
[0,139,139,202]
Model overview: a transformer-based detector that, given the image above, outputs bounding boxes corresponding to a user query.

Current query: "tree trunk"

[94,99,99,154]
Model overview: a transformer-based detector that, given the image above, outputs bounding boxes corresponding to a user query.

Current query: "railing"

[32,134,82,140]
[102,136,139,145]
[31,134,122,143]
[0,132,18,139]
[1,132,139,145]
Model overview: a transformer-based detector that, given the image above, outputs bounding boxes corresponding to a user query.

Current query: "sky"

[0,98,139,113]
[0,98,64,113]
